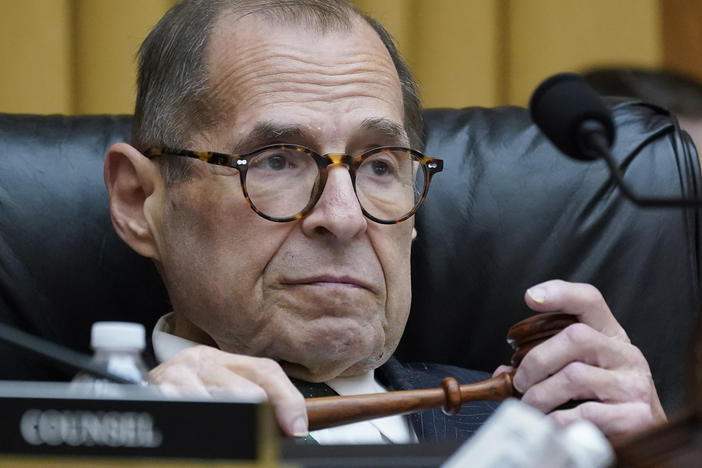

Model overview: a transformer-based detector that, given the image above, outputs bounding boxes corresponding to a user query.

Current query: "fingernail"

[292,416,309,437]
[527,288,547,304]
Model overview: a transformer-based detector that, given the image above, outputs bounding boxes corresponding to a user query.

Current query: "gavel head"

[507,312,578,367]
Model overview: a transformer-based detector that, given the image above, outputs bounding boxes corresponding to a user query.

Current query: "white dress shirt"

[152,313,417,444]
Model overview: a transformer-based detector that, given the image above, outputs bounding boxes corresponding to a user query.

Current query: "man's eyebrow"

[360,118,407,140]
[233,122,307,153]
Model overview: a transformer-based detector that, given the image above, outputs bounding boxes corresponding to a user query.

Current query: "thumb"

[524,279,628,341]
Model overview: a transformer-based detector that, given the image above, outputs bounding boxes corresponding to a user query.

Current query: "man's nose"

[300,165,367,241]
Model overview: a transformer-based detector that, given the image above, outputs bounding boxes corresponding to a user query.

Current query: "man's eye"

[370,159,391,176]
[264,154,288,170]
[253,153,293,171]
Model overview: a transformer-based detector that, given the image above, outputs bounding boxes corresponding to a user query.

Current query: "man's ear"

[104,142,164,260]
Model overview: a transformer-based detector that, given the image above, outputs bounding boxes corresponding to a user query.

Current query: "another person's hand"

[493,279,667,435]
[149,345,308,437]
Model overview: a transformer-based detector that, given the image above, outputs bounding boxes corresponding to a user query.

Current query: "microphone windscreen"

[529,73,615,160]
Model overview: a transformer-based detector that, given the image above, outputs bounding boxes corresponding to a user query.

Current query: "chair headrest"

[400,102,701,412]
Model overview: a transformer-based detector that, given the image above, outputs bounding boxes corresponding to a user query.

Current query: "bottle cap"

[90,322,146,350]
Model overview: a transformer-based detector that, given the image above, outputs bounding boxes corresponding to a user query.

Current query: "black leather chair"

[0,101,699,413]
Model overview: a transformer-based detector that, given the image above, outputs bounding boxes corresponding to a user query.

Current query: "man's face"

[150,14,413,382]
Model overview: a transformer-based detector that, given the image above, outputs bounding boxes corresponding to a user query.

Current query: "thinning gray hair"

[133,0,423,184]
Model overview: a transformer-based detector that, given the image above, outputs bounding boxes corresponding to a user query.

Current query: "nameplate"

[0,381,276,462]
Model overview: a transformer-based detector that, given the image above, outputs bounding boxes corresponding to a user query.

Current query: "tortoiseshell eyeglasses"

[144,144,443,224]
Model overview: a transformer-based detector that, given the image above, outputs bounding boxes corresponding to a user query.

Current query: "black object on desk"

[0,382,276,465]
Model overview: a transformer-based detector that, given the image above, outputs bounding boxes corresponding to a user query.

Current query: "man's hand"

[494,279,667,435]
[149,345,309,437]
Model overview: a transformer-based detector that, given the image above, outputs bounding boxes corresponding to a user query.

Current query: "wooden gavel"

[306,312,578,430]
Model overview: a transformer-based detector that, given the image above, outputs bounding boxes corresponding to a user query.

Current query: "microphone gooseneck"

[0,322,136,384]
[529,72,702,208]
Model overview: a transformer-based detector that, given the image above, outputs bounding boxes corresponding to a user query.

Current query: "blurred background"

[0,0,700,115]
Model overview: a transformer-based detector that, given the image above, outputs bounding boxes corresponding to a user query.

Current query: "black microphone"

[529,72,702,208]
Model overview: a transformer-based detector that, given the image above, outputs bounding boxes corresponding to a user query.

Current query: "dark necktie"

[290,378,338,444]
[290,378,338,398]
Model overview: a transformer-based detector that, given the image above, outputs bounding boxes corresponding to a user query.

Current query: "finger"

[492,365,514,378]
[207,381,267,401]
[152,346,308,437]
[155,382,183,398]
[524,279,628,340]
[155,369,266,401]
[513,323,647,392]
[549,401,661,435]
[149,365,210,398]
[168,350,268,400]
[196,366,268,401]
[520,362,649,414]
[215,353,309,438]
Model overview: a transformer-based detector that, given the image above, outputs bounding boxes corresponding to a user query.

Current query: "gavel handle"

[306,372,515,431]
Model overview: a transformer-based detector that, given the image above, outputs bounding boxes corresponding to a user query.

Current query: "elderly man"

[104,0,666,444]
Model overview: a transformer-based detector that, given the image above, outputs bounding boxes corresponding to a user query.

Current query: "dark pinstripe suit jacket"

[376,358,499,442]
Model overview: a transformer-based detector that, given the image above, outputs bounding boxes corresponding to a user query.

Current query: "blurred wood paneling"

[355,0,503,108]
[0,0,73,114]
[0,0,667,114]
[0,0,172,115]
[662,0,702,82]
[73,0,174,114]
[507,0,662,106]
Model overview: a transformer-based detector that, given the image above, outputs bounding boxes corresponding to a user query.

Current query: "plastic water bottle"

[71,322,150,395]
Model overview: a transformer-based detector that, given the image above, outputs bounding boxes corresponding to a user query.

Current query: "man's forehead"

[198,10,405,149]
[206,10,388,67]
[231,118,407,153]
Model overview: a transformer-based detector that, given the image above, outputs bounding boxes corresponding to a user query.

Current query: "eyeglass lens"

[244,147,424,222]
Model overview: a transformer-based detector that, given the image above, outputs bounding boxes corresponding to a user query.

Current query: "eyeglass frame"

[143,144,444,224]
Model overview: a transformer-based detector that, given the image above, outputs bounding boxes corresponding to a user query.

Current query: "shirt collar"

[152,312,199,363]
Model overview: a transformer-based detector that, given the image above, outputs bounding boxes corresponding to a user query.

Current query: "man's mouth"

[282,275,371,290]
